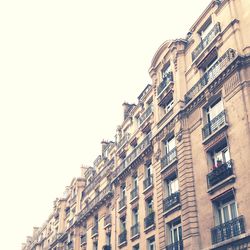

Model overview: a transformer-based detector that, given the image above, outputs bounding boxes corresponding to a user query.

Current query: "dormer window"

[199,17,212,40]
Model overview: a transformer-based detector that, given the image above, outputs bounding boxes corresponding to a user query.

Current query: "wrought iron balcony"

[130,187,138,201]
[202,110,227,139]
[144,212,155,229]
[207,160,233,188]
[119,230,127,245]
[91,224,98,236]
[131,223,140,237]
[139,106,153,125]
[80,234,87,245]
[211,216,245,244]
[119,196,127,210]
[157,72,174,96]
[192,22,221,61]
[185,48,237,103]
[117,133,130,149]
[161,148,177,169]
[163,191,180,212]
[113,132,152,181]
[104,214,111,227]
[143,175,153,190]
[103,245,111,250]
[166,241,183,250]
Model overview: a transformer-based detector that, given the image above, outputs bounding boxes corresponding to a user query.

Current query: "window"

[145,197,154,215]
[147,236,155,250]
[120,183,126,198]
[120,216,126,232]
[164,98,174,113]
[199,17,213,40]
[145,163,152,178]
[132,174,138,188]
[133,244,140,250]
[93,242,98,250]
[132,207,139,224]
[162,62,171,79]
[205,98,224,124]
[106,233,111,246]
[168,219,182,244]
[214,195,238,225]
[164,176,179,197]
[164,137,176,155]
[209,141,230,169]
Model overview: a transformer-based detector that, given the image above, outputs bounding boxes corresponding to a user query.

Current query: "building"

[22,0,250,249]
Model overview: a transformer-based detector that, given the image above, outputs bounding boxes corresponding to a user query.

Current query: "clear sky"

[0,0,211,249]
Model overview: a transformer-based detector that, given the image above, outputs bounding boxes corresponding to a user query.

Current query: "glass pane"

[230,203,237,219]
[173,228,178,242]
[223,206,230,222]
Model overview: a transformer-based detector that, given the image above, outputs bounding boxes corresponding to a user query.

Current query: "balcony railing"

[143,175,153,190]
[78,184,113,221]
[80,234,87,245]
[166,241,183,250]
[139,106,153,125]
[92,224,98,236]
[131,223,140,237]
[119,230,127,245]
[157,72,174,96]
[163,191,180,212]
[104,214,111,227]
[130,187,138,201]
[202,110,227,139]
[161,148,177,169]
[211,216,245,244]
[113,132,152,181]
[117,133,130,149]
[207,160,233,188]
[144,212,155,229]
[185,48,237,103]
[119,196,127,210]
[192,22,221,61]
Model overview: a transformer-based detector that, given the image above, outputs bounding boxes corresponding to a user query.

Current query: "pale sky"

[0,1,211,249]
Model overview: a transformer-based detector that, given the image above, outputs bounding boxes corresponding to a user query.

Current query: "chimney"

[101,140,109,155]
[80,165,88,177]
[122,102,135,120]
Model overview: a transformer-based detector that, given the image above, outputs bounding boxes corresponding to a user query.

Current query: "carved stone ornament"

[171,47,178,72]
[154,148,161,162]
[176,129,183,142]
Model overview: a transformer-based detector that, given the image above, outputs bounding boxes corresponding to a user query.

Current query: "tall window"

[145,197,154,215]
[120,216,126,232]
[145,163,152,178]
[147,236,155,250]
[132,207,139,224]
[205,99,224,124]
[164,176,179,197]
[133,244,140,250]
[93,242,98,250]
[167,219,182,244]
[164,98,174,114]
[209,141,230,169]
[199,17,213,40]
[162,62,171,80]
[164,137,176,155]
[120,183,126,198]
[132,174,138,188]
[214,195,238,225]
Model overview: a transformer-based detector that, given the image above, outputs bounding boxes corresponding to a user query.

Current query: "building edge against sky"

[22,0,250,249]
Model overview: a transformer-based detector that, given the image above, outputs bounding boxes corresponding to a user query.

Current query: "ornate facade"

[22,0,250,249]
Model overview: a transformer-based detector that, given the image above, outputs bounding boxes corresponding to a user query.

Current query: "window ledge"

[118,205,127,213]
[143,184,153,195]
[163,203,181,217]
[202,123,228,145]
[144,224,155,234]
[118,241,127,248]
[160,158,178,173]
[130,195,139,204]
[208,174,236,194]
[130,233,140,241]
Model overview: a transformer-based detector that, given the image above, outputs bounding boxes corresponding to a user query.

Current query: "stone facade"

[22,0,250,249]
